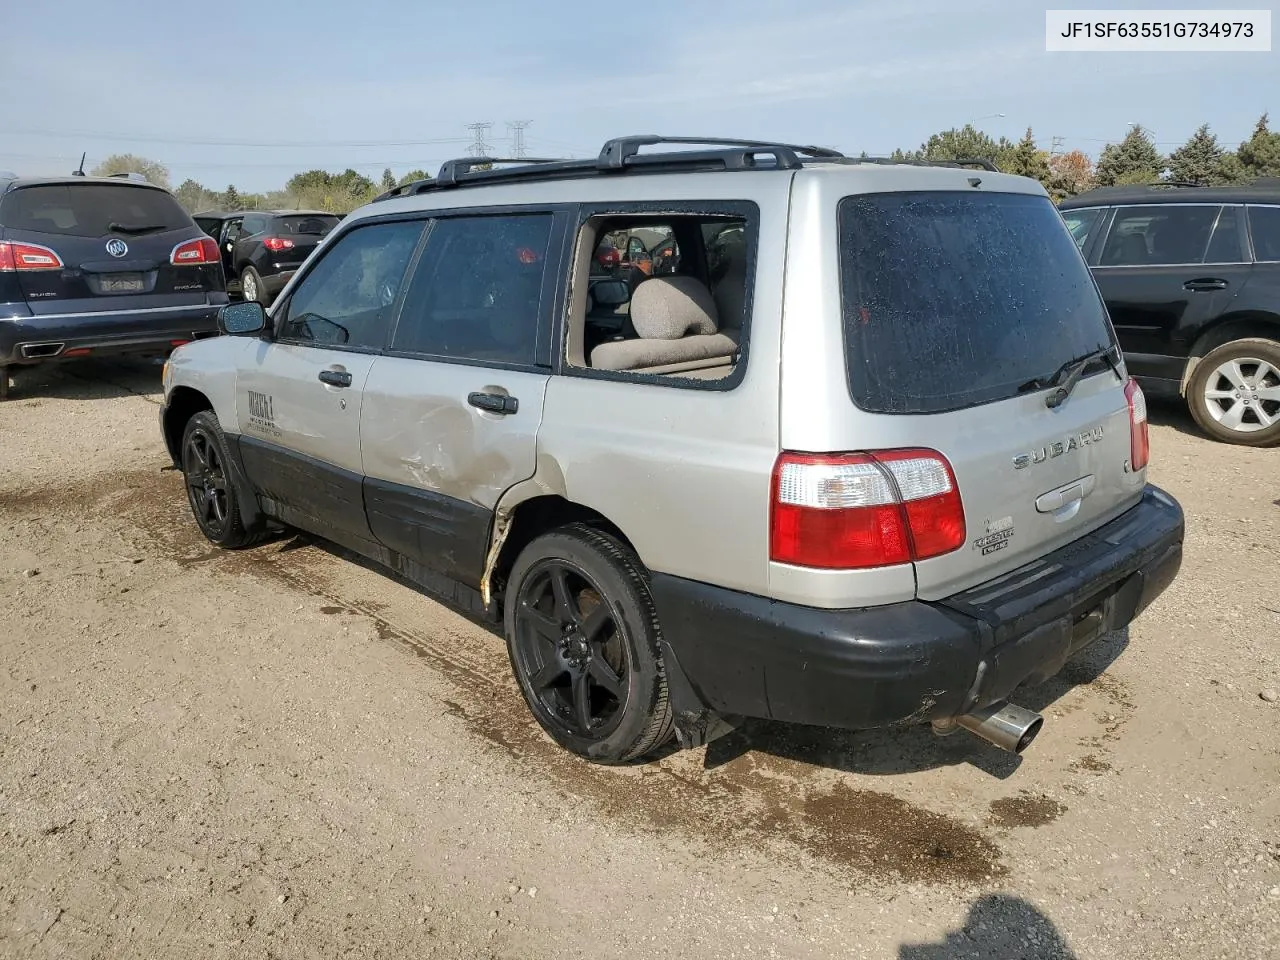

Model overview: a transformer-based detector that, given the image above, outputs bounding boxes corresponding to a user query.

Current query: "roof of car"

[1060,179,1280,209]
[193,209,337,219]
[0,174,171,193]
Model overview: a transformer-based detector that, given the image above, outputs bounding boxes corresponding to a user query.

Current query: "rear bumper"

[651,485,1184,731]
[0,303,222,365]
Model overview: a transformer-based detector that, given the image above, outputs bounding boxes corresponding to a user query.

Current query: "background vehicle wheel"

[504,523,673,764]
[240,267,265,305]
[1187,338,1280,447]
[180,411,266,548]
[0,365,11,401]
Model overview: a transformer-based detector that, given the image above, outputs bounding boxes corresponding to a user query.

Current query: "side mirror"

[218,301,267,336]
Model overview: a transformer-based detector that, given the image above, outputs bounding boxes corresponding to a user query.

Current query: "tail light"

[0,241,64,272]
[770,449,966,569]
[262,237,294,252]
[170,237,220,265]
[1124,378,1149,471]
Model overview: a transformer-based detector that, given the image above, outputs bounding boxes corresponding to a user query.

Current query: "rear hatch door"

[269,214,340,269]
[0,182,220,315]
[835,188,1145,600]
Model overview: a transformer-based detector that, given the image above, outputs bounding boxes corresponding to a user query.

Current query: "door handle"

[467,391,519,415]
[318,369,352,388]
[1184,278,1228,291]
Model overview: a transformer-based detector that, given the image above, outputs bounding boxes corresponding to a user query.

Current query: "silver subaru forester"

[159,136,1184,764]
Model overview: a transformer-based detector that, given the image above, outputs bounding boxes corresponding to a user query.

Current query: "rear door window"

[1248,205,1280,261]
[276,215,340,237]
[838,191,1116,415]
[1099,204,1219,266]
[0,184,191,237]
[1060,207,1103,253]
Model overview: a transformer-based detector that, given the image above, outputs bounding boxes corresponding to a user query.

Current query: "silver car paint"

[165,161,1142,613]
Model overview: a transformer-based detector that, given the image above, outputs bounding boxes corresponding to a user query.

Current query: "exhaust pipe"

[21,342,65,359]
[932,701,1044,754]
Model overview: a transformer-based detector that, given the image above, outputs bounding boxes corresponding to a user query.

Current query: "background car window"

[278,220,424,350]
[276,214,340,237]
[1060,208,1102,252]
[1248,206,1280,261]
[240,214,267,237]
[194,217,221,239]
[392,213,553,366]
[1100,205,1219,266]
[1204,208,1245,263]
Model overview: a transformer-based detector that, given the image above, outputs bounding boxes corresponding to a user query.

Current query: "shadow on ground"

[898,893,1078,959]
[4,359,164,403]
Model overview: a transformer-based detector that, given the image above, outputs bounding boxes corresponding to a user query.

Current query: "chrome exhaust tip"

[932,701,1044,754]
[21,342,65,359]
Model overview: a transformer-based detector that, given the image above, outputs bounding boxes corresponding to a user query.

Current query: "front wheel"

[504,524,674,764]
[1187,338,1280,447]
[180,411,265,548]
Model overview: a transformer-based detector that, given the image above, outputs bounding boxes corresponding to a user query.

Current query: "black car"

[194,209,341,305]
[1060,181,1280,446]
[0,172,227,399]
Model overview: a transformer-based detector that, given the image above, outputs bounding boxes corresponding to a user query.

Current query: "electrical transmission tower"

[506,121,532,159]
[1050,135,1065,155]
[466,122,494,158]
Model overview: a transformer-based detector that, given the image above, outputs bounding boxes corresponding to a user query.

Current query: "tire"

[0,365,11,401]
[1187,337,1280,447]
[240,267,265,305]
[179,410,266,549]
[504,523,674,764]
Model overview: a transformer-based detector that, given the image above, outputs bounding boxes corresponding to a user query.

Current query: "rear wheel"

[504,524,673,764]
[180,411,265,548]
[240,267,264,305]
[1187,338,1280,447]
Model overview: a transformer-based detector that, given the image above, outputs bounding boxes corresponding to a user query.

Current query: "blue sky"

[1,0,1274,191]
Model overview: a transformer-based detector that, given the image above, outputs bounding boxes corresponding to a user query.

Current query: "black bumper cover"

[0,304,222,365]
[651,485,1184,732]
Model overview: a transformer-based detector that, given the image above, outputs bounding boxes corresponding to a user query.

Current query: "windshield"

[838,190,1116,414]
[0,183,191,237]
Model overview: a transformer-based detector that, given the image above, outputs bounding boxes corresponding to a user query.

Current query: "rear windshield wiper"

[1018,345,1121,409]
[107,222,168,235]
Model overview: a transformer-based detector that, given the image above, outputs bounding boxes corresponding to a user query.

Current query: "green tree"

[1167,124,1233,184]
[220,184,243,212]
[1094,125,1165,186]
[380,168,397,192]
[89,153,171,190]
[173,178,217,213]
[918,124,1014,167]
[1235,112,1280,178]
[1003,128,1052,184]
[398,169,430,185]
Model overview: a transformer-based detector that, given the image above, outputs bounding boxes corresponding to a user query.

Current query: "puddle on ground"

[987,792,1066,829]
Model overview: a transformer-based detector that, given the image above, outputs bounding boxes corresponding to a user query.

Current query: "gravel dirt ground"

[1,359,1277,960]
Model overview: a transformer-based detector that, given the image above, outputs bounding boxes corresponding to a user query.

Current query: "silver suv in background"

[159,136,1184,765]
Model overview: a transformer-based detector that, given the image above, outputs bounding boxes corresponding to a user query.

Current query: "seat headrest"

[630,276,719,340]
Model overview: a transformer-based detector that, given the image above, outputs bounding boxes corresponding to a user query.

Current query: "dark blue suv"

[0,172,228,399]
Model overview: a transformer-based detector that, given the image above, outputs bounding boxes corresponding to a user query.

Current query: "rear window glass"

[0,184,191,237]
[275,215,340,236]
[838,191,1116,414]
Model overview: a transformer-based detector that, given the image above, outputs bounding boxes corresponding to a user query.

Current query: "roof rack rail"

[369,134,850,203]
[854,156,1000,173]
[596,135,843,171]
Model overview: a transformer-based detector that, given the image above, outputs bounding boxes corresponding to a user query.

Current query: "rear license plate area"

[96,273,145,294]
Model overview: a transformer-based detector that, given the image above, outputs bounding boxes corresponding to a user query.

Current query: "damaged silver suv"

[159,136,1184,764]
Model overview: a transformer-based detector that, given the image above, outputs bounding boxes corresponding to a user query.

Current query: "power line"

[4,128,474,149]
[506,121,532,159]
[466,122,494,158]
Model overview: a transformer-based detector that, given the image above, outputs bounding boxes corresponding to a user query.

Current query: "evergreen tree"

[1236,112,1280,178]
[1003,128,1051,184]
[1167,125,1227,184]
[221,184,242,212]
[398,169,431,186]
[1094,125,1165,186]
[380,168,397,192]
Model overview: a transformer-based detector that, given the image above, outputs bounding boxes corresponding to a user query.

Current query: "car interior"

[569,215,750,381]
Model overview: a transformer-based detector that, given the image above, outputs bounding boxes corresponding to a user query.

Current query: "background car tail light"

[262,237,294,252]
[770,449,965,569]
[0,241,64,272]
[170,237,220,265]
[1125,377,1149,470]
